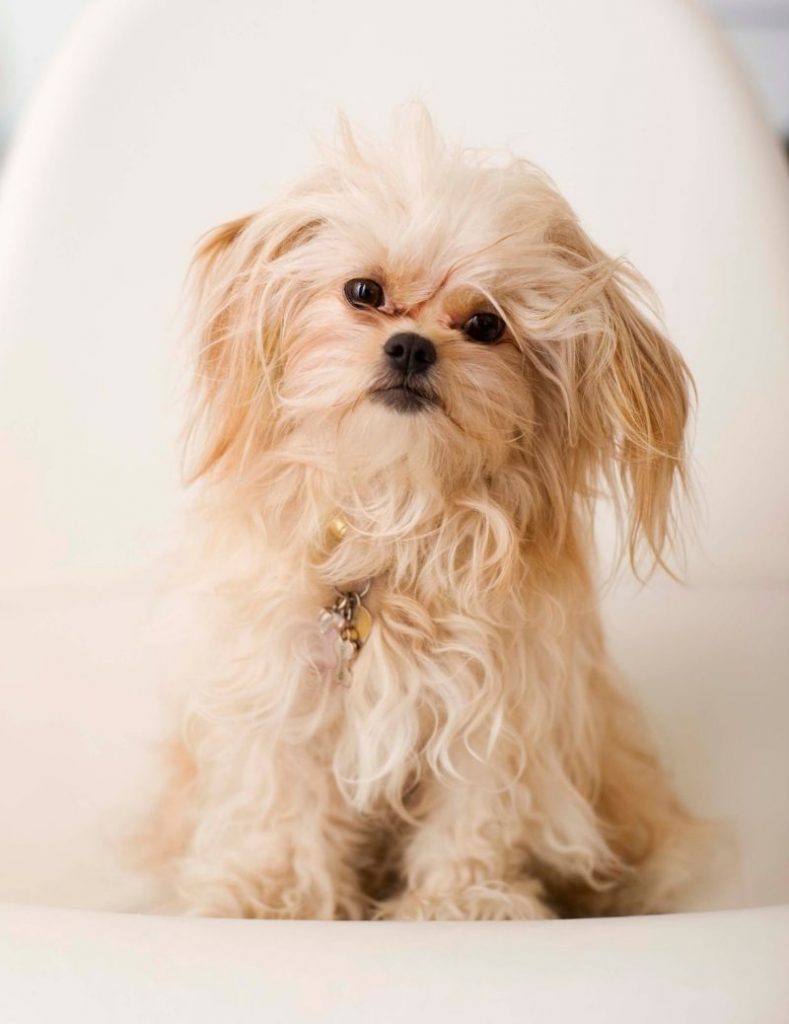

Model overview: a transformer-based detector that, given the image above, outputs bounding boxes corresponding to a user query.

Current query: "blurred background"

[0,0,788,164]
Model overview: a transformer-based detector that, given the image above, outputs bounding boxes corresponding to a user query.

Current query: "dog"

[141,107,716,920]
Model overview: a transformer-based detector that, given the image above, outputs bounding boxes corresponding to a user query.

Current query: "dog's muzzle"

[371,332,439,413]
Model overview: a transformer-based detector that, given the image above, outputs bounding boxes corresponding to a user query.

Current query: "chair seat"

[1,902,787,1023]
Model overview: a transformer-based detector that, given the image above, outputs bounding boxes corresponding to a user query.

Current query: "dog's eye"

[344,278,385,309]
[463,312,505,344]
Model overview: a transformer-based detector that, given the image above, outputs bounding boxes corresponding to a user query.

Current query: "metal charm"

[319,584,372,686]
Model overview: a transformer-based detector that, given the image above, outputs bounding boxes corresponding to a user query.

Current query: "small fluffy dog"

[144,109,714,920]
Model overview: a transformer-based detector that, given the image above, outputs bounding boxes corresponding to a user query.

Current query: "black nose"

[383,332,437,376]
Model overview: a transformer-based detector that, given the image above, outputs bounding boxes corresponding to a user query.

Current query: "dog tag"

[319,608,344,634]
[327,516,348,546]
[336,635,357,662]
[353,604,372,644]
[319,584,373,685]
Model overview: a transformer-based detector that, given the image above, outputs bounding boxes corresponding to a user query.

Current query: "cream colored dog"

[143,109,715,920]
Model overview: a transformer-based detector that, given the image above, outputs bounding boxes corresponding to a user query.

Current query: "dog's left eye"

[344,278,385,309]
[463,312,505,344]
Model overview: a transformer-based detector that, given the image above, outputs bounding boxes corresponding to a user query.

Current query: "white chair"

[0,0,787,1020]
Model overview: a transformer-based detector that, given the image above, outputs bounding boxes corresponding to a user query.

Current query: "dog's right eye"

[344,278,385,309]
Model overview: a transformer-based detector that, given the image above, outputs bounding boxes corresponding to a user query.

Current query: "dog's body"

[144,111,713,920]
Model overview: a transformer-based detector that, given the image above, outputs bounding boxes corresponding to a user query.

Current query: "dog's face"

[189,110,690,567]
[273,185,543,479]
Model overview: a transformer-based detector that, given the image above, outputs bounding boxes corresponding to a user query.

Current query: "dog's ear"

[184,206,322,483]
[545,215,693,574]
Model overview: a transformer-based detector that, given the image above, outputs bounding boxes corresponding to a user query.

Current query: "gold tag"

[327,516,348,546]
[353,604,373,644]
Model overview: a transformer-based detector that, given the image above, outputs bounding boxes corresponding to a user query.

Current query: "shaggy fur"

[141,108,715,920]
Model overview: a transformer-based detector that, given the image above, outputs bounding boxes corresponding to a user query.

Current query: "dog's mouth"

[369,379,439,414]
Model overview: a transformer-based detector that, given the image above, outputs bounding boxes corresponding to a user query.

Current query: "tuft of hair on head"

[331,100,445,163]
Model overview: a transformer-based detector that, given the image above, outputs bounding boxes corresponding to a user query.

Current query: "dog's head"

[187,108,690,570]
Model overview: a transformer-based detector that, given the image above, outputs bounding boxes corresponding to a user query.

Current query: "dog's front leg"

[171,733,365,920]
[377,756,554,921]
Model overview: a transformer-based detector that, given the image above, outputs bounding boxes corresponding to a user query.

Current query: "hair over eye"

[344,278,385,309]
[463,312,505,344]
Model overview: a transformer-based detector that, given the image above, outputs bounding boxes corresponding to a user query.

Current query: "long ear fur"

[545,214,693,574]
[184,206,322,483]
[591,264,692,573]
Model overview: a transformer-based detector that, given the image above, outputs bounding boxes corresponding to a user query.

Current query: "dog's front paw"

[376,879,555,921]
[175,876,315,919]
[173,861,362,920]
